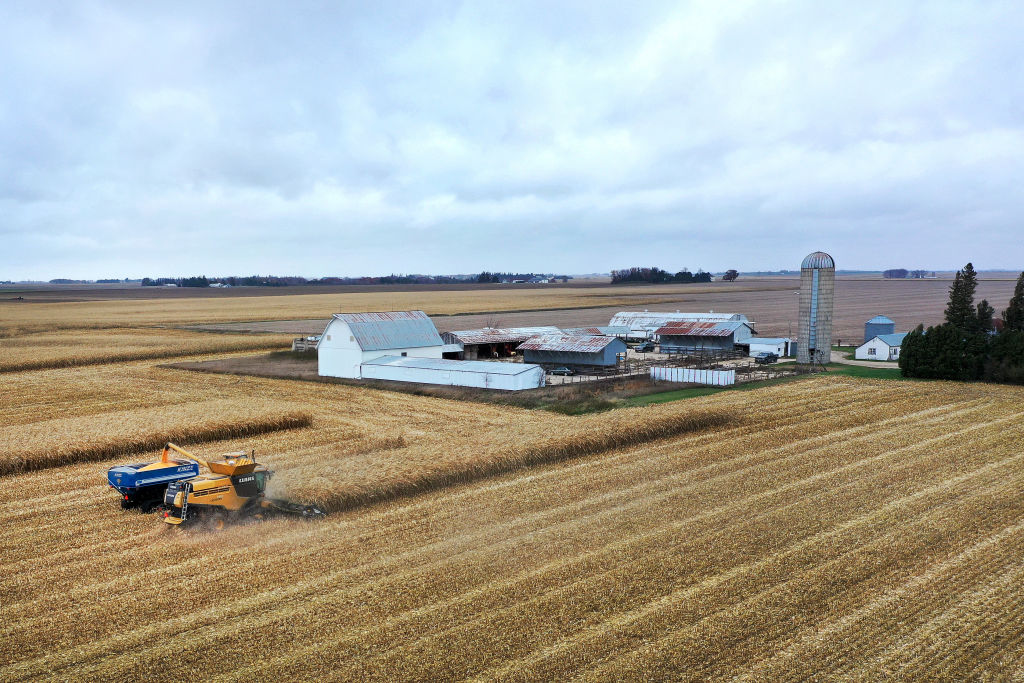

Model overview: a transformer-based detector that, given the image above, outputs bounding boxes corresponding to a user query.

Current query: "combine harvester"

[109,443,325,528]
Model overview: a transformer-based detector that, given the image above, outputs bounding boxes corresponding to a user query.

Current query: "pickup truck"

[634,342,656,353]
[754,352,779,364]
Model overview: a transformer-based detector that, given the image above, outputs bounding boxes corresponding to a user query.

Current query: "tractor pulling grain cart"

[109,442,325,528]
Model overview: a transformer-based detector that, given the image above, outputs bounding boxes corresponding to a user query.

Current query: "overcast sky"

[2,1,1022,279]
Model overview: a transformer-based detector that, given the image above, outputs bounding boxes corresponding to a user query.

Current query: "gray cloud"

[2,1,1023,279]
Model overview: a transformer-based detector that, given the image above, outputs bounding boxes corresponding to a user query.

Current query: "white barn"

[855,333,908,361]
[318,311,444,379]
[361,356,545,390]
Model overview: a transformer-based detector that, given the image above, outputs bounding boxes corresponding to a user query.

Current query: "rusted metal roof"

[442,327,561,345]
[331,311,443,351]
[561,326,630,336]
[515,334,623,353]
[609,311,750,332]
[655,321,747,337]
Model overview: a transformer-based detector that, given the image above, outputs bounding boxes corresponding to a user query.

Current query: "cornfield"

[0,328,293,372]
[0,400,313,475]
[2,324,1024,679]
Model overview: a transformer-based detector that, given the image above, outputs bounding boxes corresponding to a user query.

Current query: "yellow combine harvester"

[159,443,325,528]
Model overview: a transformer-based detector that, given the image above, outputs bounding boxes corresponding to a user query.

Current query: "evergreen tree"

[944,262,978,329]
[976,299,994,332]
[898,324,924,377]
[1003,271,1024,332]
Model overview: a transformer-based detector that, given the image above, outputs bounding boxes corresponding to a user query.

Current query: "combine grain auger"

[159,442,326,528]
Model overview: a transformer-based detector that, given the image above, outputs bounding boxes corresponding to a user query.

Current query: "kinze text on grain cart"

[159,442,325,528]
[107,448,200,512]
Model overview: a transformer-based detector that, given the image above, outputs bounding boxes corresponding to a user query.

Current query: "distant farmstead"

[318,311,444,379]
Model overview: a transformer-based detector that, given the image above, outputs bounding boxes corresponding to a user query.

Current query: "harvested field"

[3,352,1024,678]
[0,328,293,372]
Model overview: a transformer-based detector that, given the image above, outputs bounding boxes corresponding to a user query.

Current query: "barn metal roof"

[443,327,562,345]
[872,333,907,347]
[331,311,443,351]
[609,311,749,330]
[801,251,835,269]
[516,335,623,353]
[866,315,894,324]
[363,356,542,375]
[655,321,749,337]
[561,326,630,336]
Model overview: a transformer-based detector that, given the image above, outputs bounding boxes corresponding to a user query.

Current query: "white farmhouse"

[855,333,907,361]
[318,311,444,378]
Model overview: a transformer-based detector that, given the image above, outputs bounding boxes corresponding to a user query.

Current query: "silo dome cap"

[801,251,835,269]
[867,315,894,324]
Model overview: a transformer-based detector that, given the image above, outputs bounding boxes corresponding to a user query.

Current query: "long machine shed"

[360,356,545,390]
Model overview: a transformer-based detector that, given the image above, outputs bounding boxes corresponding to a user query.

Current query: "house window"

[401,352,407,357]
[868,348,875,355]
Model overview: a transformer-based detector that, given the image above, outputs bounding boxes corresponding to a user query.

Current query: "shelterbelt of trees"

[900,264,1024,384]
[611,267,712,284]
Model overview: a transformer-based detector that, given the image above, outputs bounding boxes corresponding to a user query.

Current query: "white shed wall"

[360,363,544,390]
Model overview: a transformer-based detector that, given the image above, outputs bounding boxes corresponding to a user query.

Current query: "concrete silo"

[797,251,835,364]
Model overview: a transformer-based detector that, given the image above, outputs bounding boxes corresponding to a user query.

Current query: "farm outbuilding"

[745,337,794,357]
[655,321,754,354]
[610,311,751,339]
[318,311,444,379]
[856,333,907,361]
[440,327,561,360]
[864,315,896,343]
[360,356,545,390]
[516,335,627,368]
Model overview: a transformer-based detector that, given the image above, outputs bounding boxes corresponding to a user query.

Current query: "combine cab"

[108,457,200,512]
[159,443,325,528]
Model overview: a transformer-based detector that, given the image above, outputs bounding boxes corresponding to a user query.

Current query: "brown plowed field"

[173,276,1019,342]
